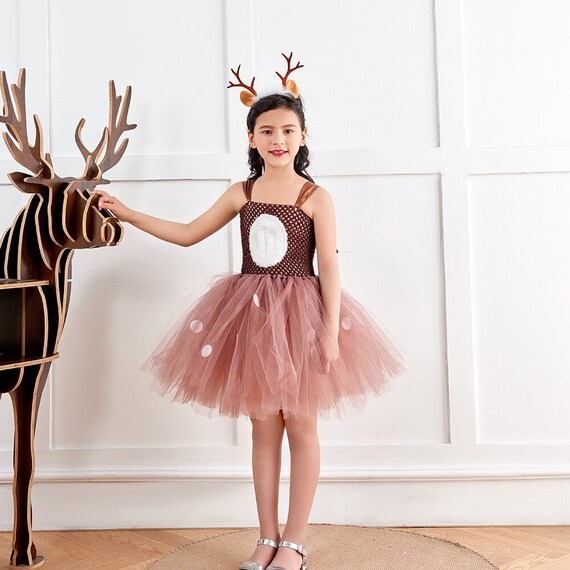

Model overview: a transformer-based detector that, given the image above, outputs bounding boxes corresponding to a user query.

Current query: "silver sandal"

[239,538,280,570]
[267,540,308,570]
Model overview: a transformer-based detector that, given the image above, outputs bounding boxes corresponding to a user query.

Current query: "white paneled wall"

[1,0,570,531]
[469,174,570,445]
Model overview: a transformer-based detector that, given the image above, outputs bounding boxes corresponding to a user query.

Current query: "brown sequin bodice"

[240,179,318,277]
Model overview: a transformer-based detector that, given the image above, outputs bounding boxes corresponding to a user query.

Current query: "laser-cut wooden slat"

[0,69,136,567]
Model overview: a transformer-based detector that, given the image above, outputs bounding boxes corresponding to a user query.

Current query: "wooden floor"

[1,526,569,569]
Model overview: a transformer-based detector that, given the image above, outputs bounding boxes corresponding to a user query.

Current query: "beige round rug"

[148,524,498,569]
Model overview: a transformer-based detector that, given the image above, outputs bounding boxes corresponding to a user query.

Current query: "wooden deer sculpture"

[0,69,135,567]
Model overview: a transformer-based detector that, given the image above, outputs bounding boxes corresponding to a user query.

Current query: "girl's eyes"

[260,129,295,135]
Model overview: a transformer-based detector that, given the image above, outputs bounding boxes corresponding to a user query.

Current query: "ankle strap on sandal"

[278,540,308,558]
[257,538,279,549]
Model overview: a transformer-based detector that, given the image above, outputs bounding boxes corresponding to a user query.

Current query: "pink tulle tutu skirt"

[142,273,405,420]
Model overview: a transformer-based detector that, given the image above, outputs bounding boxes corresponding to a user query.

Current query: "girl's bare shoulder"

[221,180,249,213]
[226,180,248,196]
[304,184,334,219]
[312,184,332,201]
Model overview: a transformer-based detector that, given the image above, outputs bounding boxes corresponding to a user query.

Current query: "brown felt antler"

[227,64,257,107]
[275,52,303,98]
[0,69,54,177]
[75,81,137,180]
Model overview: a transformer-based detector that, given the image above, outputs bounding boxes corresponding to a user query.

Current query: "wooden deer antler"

[75,81,136,179]
[275,52,304,87]
[0,69,54,177]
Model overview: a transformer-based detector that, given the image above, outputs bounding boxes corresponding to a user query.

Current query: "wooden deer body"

[0,69,135,567]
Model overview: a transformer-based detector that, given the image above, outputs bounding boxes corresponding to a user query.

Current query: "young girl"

[95,54,404,570]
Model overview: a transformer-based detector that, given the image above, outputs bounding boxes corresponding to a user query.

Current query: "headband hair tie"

[227,52,304,107]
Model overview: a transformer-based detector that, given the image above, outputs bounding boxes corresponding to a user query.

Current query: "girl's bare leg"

[269,414,320,569]
[246,412,286,567]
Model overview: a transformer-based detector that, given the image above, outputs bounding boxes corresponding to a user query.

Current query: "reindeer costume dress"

[142,56,405,420]
[142,177,405,420]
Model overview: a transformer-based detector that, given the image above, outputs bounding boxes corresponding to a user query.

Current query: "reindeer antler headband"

[227,52,304,107]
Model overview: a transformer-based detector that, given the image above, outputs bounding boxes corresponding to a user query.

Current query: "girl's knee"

[284,415,319,443]
[251,413,285,442]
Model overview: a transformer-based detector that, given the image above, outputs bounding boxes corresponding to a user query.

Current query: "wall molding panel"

[0,0,569,529]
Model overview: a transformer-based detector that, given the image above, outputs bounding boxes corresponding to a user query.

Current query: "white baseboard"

[2,465,570,483]
[1,472,570,530]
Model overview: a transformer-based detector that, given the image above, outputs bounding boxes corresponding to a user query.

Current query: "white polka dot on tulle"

[201,344,212,357]
[253,293,260,307]
[190,319,203,333]
[307,328,316,341]
[341,317,352,330]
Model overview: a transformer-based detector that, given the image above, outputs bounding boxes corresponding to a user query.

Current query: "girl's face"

[248,108,307,172]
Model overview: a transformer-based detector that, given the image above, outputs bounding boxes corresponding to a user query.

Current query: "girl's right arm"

[94,182,245,247]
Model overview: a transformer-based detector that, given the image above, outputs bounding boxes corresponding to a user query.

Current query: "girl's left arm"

[313,188,341,337]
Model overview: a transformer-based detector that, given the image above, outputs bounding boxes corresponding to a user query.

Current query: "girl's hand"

[316,330,340,374]
[93,190,133,222]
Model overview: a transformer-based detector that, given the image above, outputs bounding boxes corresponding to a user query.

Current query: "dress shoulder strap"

[295,181,319,208]
[242,179,255,201]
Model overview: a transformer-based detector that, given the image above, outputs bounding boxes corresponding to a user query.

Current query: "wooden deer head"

[0,69,136,264]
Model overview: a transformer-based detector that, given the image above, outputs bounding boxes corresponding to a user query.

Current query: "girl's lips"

[269,150,287,156]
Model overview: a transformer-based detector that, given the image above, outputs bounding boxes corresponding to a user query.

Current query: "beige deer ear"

[285,79,300,98]
[240,91,256,107]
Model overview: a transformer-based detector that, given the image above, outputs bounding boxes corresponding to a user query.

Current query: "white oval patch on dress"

[249,213,288,267]
[190,319,203,333]
[201,344,212,357]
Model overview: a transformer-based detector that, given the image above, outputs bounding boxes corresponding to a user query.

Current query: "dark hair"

[246,93,314,182]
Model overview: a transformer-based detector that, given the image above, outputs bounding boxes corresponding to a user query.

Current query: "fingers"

[310,333,339,374]
[323,349,339,374]
[94,191,115,211]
